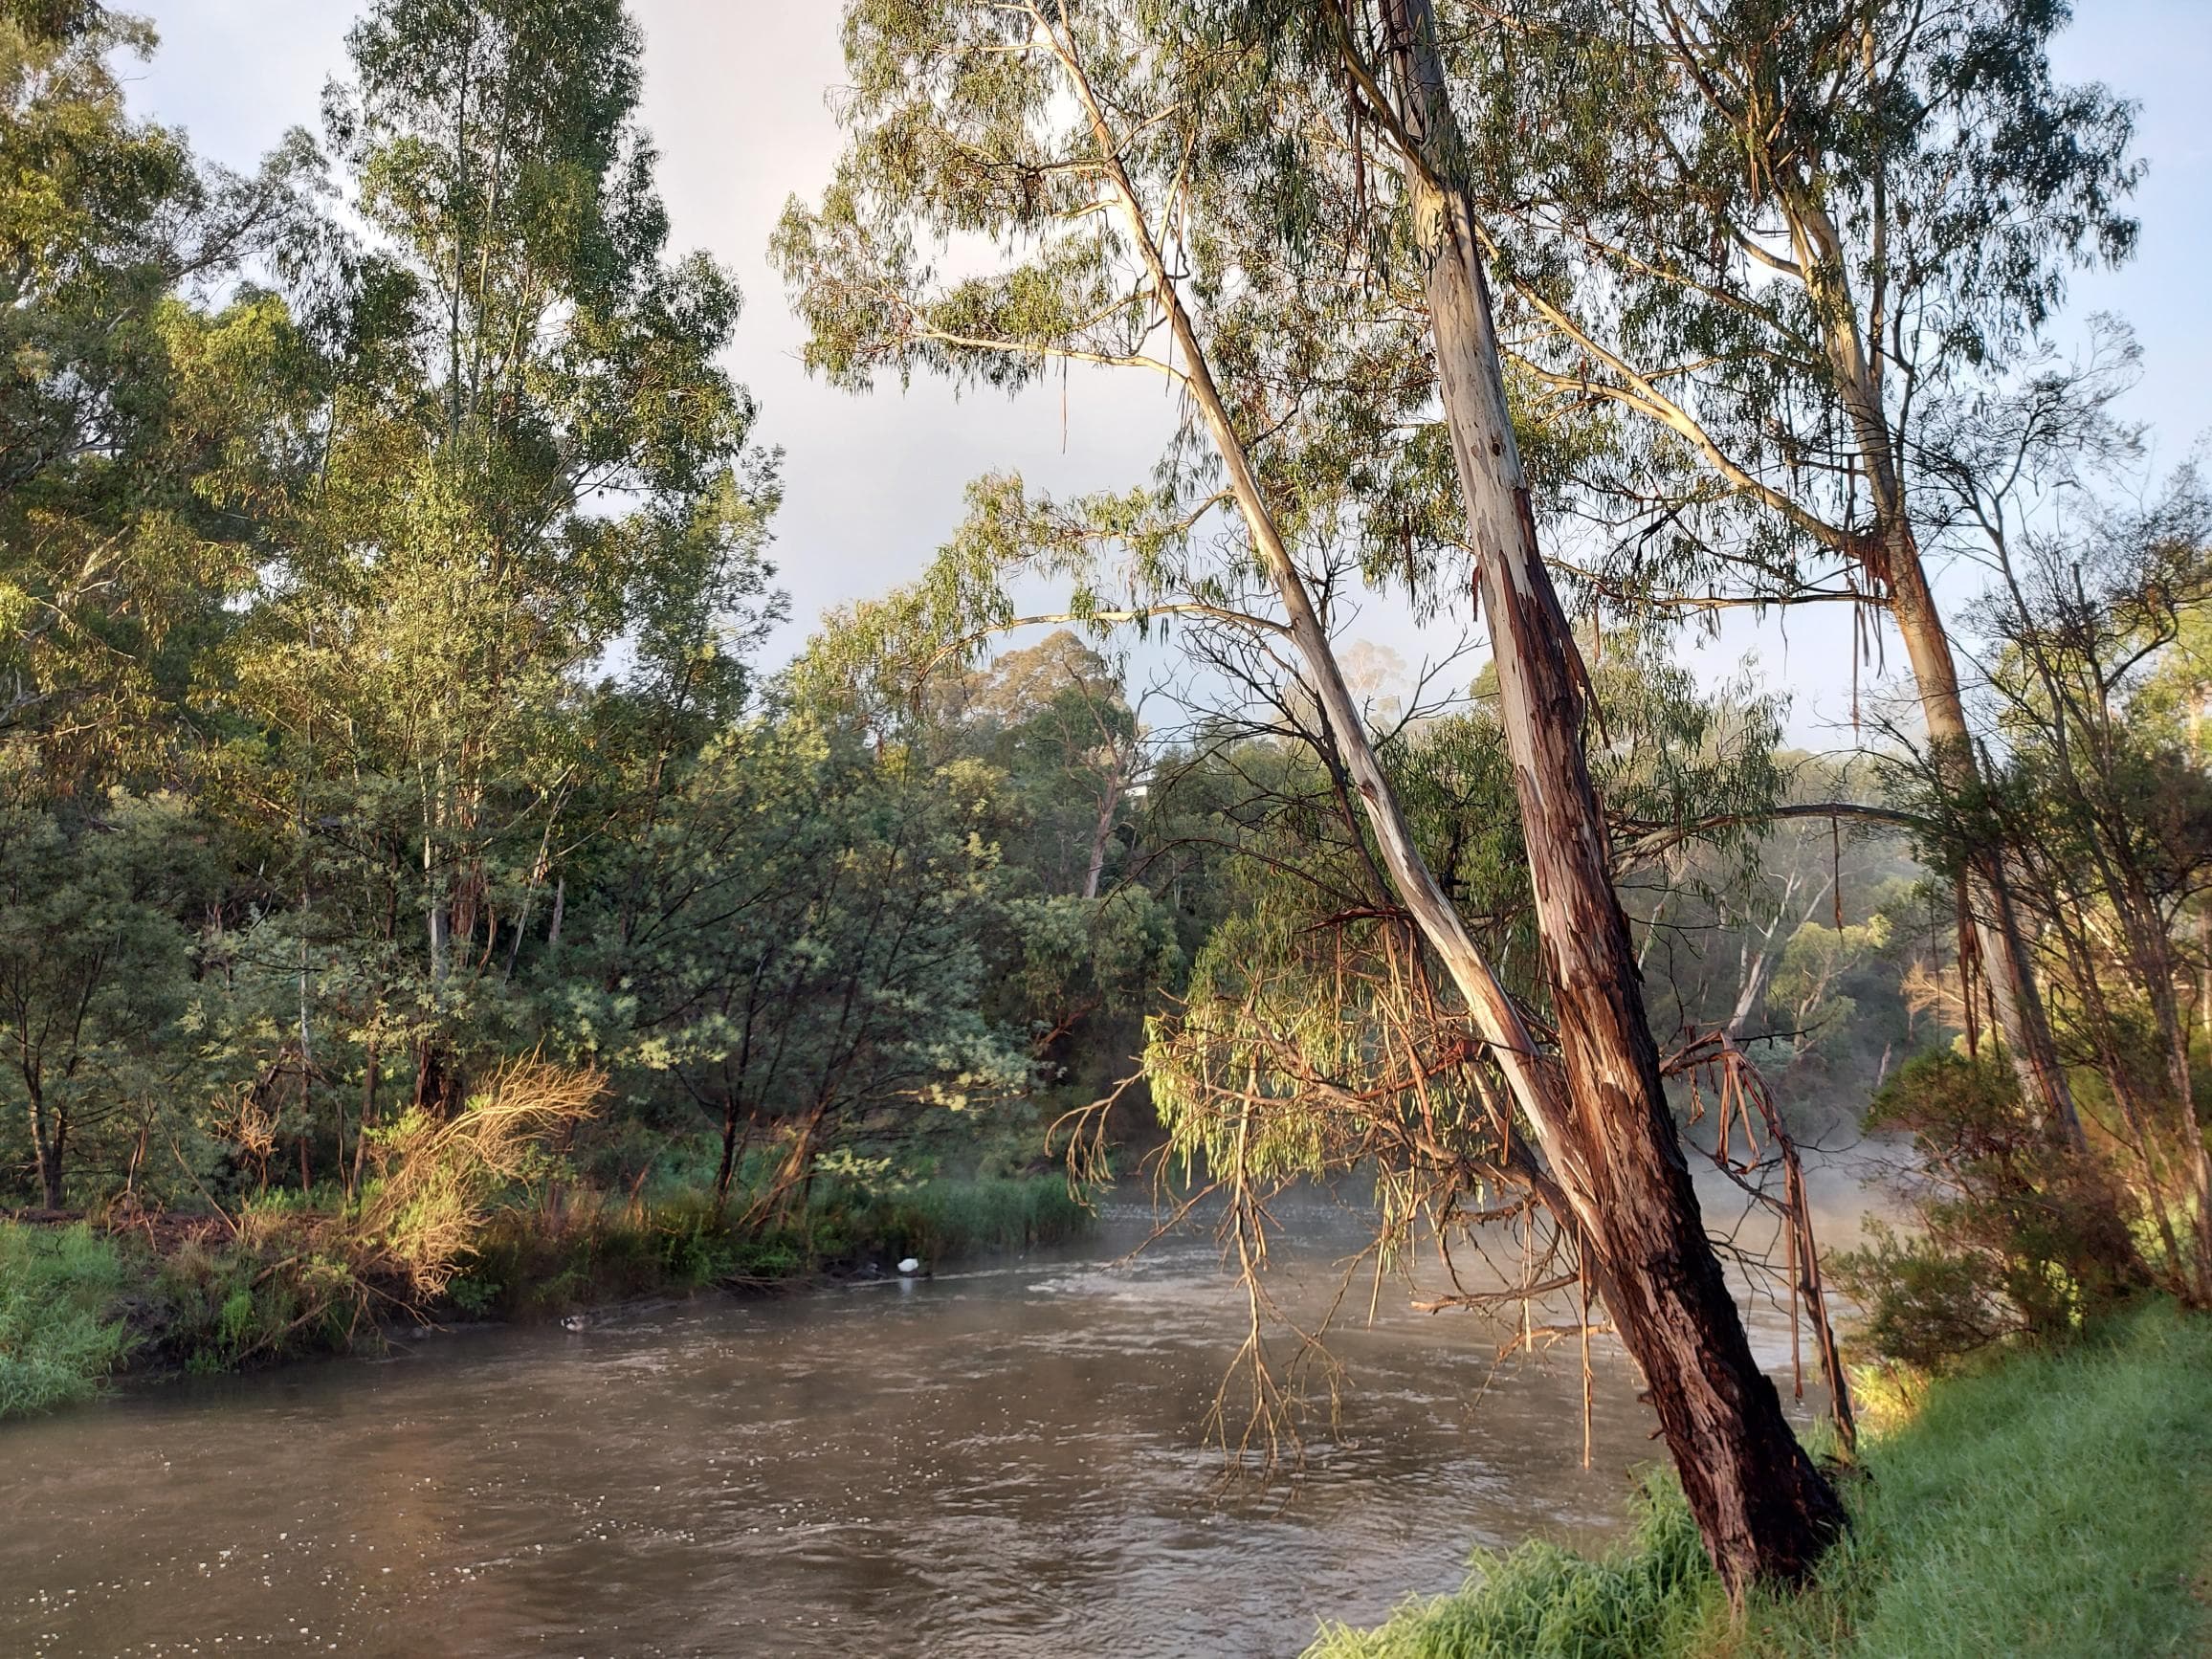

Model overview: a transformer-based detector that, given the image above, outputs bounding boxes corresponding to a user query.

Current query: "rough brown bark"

[1379,0,1845,1595]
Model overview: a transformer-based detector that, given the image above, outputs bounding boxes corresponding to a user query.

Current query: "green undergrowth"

[0,1225,132,1418]
[1307,1299,2212,1659]
[0,1172,1090,1421]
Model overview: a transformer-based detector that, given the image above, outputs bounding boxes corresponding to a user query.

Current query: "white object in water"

[561,1314,587,1332]
[896,1257,921,1276]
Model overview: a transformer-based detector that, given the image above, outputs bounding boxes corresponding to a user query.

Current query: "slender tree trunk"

[1082,763,1126,901]
[1781,180,2081,1149]
[1380,0,1844,1594]
[354,1035,379,1202]
[28,1075,64,1210]
[748,1098,831,1234]
[715,1098,755,1207]
[1729,874,1831,1040]
[1884,547,2084,1148]
[1060,29,1557,1157]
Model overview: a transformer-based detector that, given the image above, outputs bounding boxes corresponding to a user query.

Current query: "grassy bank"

[0,1224,133,1418]
[1307,1299,2212,1659]
[0,1172,1091,1423]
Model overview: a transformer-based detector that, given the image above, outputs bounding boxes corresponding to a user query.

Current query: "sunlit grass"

[1305,1476,1719,1659]
[1308,1300,2212,1659]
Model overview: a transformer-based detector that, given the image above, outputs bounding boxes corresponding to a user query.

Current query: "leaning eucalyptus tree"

[776,0,1840,1591]
[1359,0,1851,1582]
[1409,0,2141,1142]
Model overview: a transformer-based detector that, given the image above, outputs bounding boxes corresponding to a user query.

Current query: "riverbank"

[0,1172,1091,1421]
[1305,1298,2212,1659]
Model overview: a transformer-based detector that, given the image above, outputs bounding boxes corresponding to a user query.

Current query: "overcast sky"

[128,1,2210,741]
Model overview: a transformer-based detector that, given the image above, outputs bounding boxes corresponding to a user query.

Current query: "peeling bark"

[1378,0,1845,1595]
[1038,6,1840,1595]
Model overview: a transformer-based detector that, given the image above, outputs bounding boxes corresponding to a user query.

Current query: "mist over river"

[2,1172,1870,1658]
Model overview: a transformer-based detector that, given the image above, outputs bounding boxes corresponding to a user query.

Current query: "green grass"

[0,1223,132,1420]
[1306,1476,1717,1659]
[1307,1300,2212,1659]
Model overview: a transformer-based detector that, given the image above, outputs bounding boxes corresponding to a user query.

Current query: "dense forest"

[4,0,2211,1648]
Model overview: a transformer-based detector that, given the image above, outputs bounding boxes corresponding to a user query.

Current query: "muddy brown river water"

[1,1173,1870,1657]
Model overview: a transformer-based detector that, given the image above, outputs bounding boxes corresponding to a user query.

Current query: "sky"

[126,1,2211,742]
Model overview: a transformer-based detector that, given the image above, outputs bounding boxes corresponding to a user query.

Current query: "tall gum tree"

[1403,0,2143,1144]
[777,0,1839,1593]
[233,0,774,1121]
[1371,0,1844,1587]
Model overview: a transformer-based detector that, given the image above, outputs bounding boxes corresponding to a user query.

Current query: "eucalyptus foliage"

[0,1,313,790]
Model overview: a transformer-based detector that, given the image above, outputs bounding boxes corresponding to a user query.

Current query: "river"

[1,1171,1870,1657]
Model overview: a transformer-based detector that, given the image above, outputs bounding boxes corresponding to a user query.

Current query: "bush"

[348,1058,605,1297]
[0,1224,132,1419]
[144,1232,365,1374]
[1830,1052,2144,1372]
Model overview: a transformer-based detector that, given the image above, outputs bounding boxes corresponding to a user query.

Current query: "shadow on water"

[0,1165,1880,1658]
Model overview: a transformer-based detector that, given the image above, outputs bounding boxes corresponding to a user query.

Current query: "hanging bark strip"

[1366,0,1846,1593]
[1831,816,1845,932]
[1956,881,1984,1060]
[1578,1238,1594,1471]
[1689,1033,1859,1458]
[1784,1177,1803,1399]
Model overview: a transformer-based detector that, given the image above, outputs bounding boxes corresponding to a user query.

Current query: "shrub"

[1830,1052,2144,1373]
[348,1058,605,1296]
[145,1233,365,1374]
